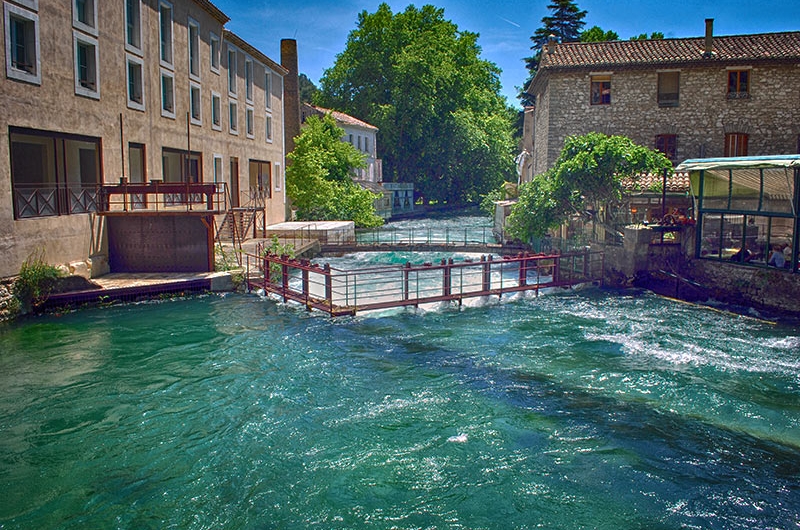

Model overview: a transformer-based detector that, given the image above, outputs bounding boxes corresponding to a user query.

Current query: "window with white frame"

[364,136,370,155]
[73,0,97,36]
[274,162,281,191]
[188,18,200,79]
[125,0,141,51]
[264,70,271,109]
[74,32,99,98]
[161,71,175,118]
[265,114,272,143]
[227,46,237,95]
[211,92,221,130]
[245,107,254,138]
[229,100,238,134]
[126,55,144,110]
[4,3,40,85]
[245,58,253,102]
[159,1,173,67]
[213,155,223,183]
[210,32,220,73]
[190,83,202,125]
[10,0,37,10]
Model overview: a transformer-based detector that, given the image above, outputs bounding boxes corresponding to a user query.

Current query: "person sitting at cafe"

[783,245,793,268]
[768,244,786,268]
[730,246,752,262]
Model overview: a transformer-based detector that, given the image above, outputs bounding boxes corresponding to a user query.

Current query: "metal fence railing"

[244,248,604,317]
[355,226,496,246]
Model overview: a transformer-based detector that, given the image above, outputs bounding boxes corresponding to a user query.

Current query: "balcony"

[97,181,229,215]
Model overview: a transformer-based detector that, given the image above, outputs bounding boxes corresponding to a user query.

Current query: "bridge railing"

[243,249,604,316]
[355,226,496,246]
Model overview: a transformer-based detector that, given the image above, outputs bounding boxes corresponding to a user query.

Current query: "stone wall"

[534,63,800,171]
[605,225,800,318]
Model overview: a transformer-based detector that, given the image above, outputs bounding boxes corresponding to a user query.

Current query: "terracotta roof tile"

[303,104,378,131]
[621,171,691,193]
[539,32,800,71]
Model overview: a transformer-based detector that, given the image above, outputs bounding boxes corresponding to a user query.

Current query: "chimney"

[281,39,301,156]
[703,18,714,57]
[547,34,557,53]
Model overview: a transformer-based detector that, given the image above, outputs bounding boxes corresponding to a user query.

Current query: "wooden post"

[324,263,332,308]
[553,254,560,284]
[281,257,289,303]
[302,267,310,307]
[403,262,410,301]
[442,258,451,297]
[482,255,492,292]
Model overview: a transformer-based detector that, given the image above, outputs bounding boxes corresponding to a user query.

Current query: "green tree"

[630,32,665,41]
[506,133,672,240]
[580,25,619,42]
[298,73,318,103]
[286,114,383,228]
[317,3,515,205]
[521,0,587,105]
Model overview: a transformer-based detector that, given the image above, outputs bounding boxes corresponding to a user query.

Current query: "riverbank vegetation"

[286,114,384,228]
[506,133,672,241]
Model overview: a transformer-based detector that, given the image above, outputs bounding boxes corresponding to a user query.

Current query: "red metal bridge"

[244,249,604,317]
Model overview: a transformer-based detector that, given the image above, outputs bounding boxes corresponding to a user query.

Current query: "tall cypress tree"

[520,0,586,105]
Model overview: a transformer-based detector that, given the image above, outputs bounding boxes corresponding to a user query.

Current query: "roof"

[223,31,289,76]
[621,171,691,194]
[531,31,800,92]
[193,0,229,25]
[303,104,378,131]
[677,156,800,201]
[676,155,800,171]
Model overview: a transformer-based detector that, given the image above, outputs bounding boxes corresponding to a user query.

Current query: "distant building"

[0,0,288,277]
[301,103,414,218]
[523,20,800,178]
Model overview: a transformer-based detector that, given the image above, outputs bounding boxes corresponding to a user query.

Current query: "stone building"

[300,103,415,219]
[524,20,800,178]
[0,0,288,277]
[301,103,381,185]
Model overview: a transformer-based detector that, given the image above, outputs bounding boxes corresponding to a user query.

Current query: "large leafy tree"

[298,73,318,103]
[580,26,619,42]
[286,114,383,228]
[506,133,672,241]
[521,0,586,105]
[316,3,516,205]
[630,32,665,41]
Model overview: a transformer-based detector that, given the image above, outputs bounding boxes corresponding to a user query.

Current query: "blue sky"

[211,0,800,108]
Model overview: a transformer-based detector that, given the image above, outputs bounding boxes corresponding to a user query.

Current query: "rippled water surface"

[1,222,799,529]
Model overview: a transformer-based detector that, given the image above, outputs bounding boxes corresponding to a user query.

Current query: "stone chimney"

[546,34,557,54]
[281,39,301,156]
[703,18,715,58]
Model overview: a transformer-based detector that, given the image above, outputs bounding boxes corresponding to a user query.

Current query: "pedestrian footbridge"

[244,248,604,317]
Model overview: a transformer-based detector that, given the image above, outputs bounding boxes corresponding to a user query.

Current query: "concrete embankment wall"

[603,225,800,319]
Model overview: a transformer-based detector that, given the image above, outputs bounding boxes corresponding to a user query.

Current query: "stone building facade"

[301,103,381,185]
[525,21,800,177]
[300,103,418,219]
[0,0,288,278]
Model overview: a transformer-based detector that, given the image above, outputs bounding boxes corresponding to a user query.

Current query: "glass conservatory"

[677,156,800,272]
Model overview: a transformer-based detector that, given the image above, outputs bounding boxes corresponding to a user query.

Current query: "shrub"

[12,249,64,314]
[262,235,296,283]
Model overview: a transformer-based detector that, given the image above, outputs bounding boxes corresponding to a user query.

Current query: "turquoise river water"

[1,216,799,529]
